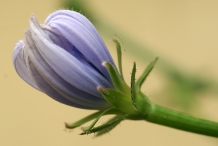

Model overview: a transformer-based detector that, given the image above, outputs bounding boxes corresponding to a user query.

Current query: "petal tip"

[102,61,107,67]
[97,86,103,91]
[13,40,25,62]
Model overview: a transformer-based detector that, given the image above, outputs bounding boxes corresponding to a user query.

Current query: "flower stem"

[145,103,218,137]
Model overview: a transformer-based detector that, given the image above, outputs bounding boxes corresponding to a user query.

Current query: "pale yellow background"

[1,0,218,145]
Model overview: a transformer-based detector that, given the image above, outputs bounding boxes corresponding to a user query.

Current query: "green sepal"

[131,62,152,114]
[112,39,124,79]
[65,111,103,129]
[136,57,158,90]
[81,107,116,133]
[98,86,136,114]
[133,92,153,115]
[65,108,123,129]
[80,115,126,135]
[103,62,130,94]
[131,62,137,102]
[94,115,123,137]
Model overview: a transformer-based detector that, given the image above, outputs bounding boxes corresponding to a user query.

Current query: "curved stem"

[145,104,218,137]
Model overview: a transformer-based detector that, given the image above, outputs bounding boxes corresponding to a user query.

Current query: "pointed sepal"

[94,115,123,137]
[81,107,116,133]
[131,62,137,102]
[80,115,126,135]
[112,39,124,79]
[130,62,152,114]
[65,111,103,129]
[136,57,158,90]
[65,108,123,129]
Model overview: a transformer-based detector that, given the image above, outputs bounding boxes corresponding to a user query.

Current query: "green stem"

[145,104,218,137]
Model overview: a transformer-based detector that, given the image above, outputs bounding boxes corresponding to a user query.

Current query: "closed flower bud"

[13,10,117,109]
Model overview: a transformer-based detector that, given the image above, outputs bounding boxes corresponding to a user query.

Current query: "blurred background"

[1,0,218,145]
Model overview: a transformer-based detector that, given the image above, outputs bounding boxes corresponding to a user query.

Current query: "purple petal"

[24,30,109,107]
[27,58,106,109]
[12,10,117,109]
[29,15,112,97]
[13,40,39,90]
[44,10,116,82]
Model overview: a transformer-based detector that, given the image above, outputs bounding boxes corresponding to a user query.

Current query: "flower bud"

[13,10,117,109]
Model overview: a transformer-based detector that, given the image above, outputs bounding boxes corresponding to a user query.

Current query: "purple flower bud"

[13,10,116,109]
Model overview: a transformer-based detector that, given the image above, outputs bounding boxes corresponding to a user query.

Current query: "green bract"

[66,38,218,138]
[65,38,159,135]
